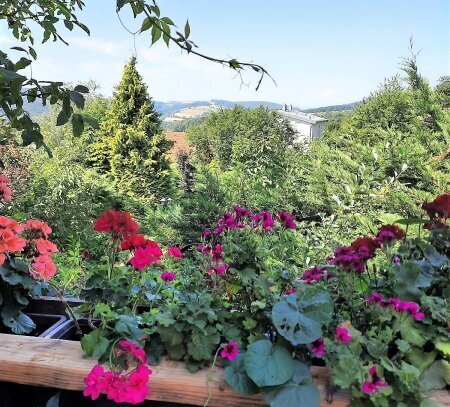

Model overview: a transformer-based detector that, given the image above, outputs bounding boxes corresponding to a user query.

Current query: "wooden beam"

[0,334,447,407]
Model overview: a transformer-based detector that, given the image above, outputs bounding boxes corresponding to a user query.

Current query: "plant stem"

[203,347,222,407]
[49,281,83,336]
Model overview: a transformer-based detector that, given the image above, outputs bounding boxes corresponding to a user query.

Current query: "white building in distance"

[278,106,328,144]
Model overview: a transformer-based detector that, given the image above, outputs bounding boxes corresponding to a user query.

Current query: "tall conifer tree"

[91,57,172,201]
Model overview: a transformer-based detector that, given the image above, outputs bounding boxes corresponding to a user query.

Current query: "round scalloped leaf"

[244,339,294,387]
[262,361,320,407]
[224,354,259,396]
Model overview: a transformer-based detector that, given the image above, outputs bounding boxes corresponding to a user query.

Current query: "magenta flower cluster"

[366,292,425,320]
[362,365,388,394]
[84,341,151,404]
[328,224,405,274]
[208,206,297,236]
[300,266,331,284]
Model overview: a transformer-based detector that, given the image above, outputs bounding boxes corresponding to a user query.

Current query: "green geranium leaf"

[435,341,450,357]
[333,354,360,388]
[420,360,450,391]
[272,289,332,345]
[2,310,35,334]
[244,339,294,387]
[224,354,260,396]
[81,329,109,357]
[262,361,320,407]
[405,348,437,373]
[187,327,220,361]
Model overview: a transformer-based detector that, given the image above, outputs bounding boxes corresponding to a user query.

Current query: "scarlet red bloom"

[31,255,57,280]
[166,246,183,259]
[121,234,147,251]
[221,341,239,361]
[94,210,139,238]
[422,194,450,223]
[130,241,162,270]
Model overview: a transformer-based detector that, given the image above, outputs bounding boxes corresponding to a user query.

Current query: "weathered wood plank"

[0,334,447,406]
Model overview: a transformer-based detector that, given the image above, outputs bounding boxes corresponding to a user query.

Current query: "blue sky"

[1,0,449,107]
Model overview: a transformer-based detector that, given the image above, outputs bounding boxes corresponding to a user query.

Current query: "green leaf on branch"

[184,20,191,38]
[69,90,85,108]
[151,24,162,44]
[262,361,320,407]
[72,113,84,137]
[81,329,109,357]
[81,114,99,129]
[141,17,153,33]
[244,339,294,387]
[74,84,89,93]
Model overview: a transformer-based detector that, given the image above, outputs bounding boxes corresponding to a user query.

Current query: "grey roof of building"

[277,110,328,125]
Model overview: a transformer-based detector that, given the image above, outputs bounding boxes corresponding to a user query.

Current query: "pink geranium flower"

[221,341,239,361]
[336,327,352,343]
[167,246,183,259]
[31,255,57,280]
[310,338,325,357]
[130,241,162,270]
[362,365,388,394]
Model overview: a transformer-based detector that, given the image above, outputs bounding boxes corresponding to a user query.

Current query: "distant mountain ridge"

[23,98,359,119]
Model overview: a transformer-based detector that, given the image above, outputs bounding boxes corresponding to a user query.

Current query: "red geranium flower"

[94,210,139,238]
[121,234,147,251]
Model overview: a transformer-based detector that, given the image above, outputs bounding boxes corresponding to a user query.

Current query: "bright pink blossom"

[221,341,239,361]
[83,365,108,401]
[362,365,388,394]
[166,246,183,259]
[130,241,162,270]
[0,174,12,203]
[336,327,352,343]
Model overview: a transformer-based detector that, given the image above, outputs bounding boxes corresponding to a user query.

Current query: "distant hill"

[22,98,359,119]
[301,101,361,113]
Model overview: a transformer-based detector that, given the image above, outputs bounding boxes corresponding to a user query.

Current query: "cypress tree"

[91,57,172,201]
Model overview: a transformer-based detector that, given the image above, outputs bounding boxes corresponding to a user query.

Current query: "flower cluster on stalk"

[84,341,151,404]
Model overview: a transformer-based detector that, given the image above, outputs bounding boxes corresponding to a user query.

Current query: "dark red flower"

[94,210,139,238]
[350,237,379,260]
[375,224,405,245]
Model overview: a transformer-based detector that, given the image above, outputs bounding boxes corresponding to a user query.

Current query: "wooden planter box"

[0,334,447,407]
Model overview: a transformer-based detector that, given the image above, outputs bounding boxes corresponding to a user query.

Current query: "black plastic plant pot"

[46,319,100,340]
[25,296,85,315]
[2,313,68,337]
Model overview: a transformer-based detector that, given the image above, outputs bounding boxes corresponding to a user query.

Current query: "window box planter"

[0,334,447,407]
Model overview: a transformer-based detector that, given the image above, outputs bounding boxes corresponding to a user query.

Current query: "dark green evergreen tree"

[91,57,172,201]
